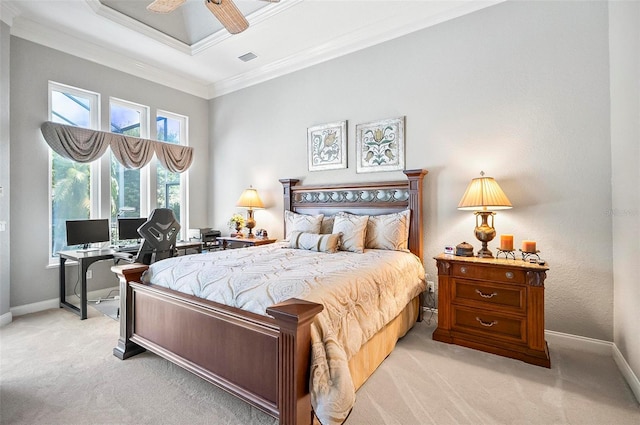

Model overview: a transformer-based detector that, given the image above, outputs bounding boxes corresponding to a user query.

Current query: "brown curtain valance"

[41,121,193,173]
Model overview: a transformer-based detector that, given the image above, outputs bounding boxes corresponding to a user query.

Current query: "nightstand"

[433,254,550,368]
[218,236,276,250]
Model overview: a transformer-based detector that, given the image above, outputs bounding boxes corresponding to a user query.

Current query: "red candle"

[521,240,537,253]
[500,234,514,251]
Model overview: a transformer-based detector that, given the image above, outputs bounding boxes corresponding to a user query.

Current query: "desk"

[58,249,116,320]
[175,240,203,254]
[59,241,203,320]
[217,236,276,249]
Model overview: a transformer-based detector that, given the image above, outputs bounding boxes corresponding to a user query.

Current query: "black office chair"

[114,208,181,265]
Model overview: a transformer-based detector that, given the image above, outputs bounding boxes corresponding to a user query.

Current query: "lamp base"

[246,212,256,239]
[477,244,494,258]
[474,211,496,258]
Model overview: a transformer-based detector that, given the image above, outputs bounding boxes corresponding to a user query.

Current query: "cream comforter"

[142,242,426,425]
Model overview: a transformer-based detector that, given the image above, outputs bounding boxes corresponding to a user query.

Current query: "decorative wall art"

[307,120,347,171]
[356,116,405,173]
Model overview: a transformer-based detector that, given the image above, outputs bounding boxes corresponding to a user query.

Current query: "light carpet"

[1,308,638,425]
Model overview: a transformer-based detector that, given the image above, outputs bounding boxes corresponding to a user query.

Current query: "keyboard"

[116,244,141,253]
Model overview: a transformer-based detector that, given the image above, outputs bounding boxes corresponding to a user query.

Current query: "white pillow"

[284,211,324,240]
[288,231,342,253]
[365,209,411,251]
[332,212,368,253]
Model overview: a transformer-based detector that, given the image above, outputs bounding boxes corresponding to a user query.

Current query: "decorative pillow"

[365,209,411,251]
[320,216,334,234]
[284,211,324,240]
[332,212,368,253]
[288,231,342,253]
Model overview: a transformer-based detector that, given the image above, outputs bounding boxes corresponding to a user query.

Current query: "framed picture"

[356,116,405,173]
[307,120,347,171]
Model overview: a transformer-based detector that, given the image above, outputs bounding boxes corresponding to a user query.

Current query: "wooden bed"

[112,169,427,425]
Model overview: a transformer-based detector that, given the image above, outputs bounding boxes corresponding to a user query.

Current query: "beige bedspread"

[142,242,426,425]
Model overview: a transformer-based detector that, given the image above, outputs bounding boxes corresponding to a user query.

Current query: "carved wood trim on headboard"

[279,169,428,260]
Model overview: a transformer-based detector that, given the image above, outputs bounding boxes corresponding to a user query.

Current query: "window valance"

[40,121,193,173]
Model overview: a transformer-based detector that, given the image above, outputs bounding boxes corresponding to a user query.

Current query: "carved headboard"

[280,169,427,260]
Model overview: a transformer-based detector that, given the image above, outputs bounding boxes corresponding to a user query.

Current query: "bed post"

[280,178,300,213]
[267,299,323,425]
[111,264,149,360]
[280,178,300,238]
[403,169,428,261]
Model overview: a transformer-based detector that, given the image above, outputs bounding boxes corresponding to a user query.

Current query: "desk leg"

[80,261,88,320]
[59,257,67,308]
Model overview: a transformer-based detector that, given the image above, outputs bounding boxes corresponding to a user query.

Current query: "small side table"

[217,236,276,250]
[432,254,550,368]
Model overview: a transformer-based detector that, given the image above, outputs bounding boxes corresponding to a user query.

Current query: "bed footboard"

[111,264,323,425]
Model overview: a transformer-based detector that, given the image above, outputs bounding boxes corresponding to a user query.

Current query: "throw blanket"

[142,242,426,425]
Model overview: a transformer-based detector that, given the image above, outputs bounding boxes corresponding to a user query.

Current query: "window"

[156,110,188,239]
[47,83,190,260]
[48,82,100,258]
[109,98,149,231]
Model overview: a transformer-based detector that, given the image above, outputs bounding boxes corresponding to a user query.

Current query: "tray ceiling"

[2,0,503,99]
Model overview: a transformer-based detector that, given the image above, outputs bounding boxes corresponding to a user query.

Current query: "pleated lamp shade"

[458,173,512,211]
[236,187,264,210]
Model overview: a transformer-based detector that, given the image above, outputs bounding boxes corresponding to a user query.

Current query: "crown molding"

[192,0,302,55]
[85,0,302,56]
[0,1,20,26]
[209,0,504,98]
[10,17,210,99]
[85,0,192,54]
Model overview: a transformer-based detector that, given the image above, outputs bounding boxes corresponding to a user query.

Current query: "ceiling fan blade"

[147,0,186,14]
[205,0,249,35]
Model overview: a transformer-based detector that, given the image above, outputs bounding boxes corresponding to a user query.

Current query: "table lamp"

[236,186,264,238]
[457,171,512,258]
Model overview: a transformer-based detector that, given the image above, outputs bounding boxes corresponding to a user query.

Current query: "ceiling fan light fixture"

[205,0,249,35]
[147,0,186,14]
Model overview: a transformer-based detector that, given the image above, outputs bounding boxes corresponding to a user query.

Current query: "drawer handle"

[505,271,514,279]
[475,317,498,327]
[460,267,467,274]
[475,289,498,299]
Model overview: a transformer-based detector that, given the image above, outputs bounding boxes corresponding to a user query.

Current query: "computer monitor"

[117,217,147,241]
[65,219,110,250]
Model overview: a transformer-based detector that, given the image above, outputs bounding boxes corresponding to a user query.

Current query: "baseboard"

[545,329,640,404]
[612,344,640,403]
[10,298,59,317]
[0,311,12,327]
[545,329,613,356]
[10,286,119,318]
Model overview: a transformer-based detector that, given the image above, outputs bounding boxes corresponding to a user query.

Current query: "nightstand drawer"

[452,263,525,285]
[452,306,526,344]
[453,280,525,311]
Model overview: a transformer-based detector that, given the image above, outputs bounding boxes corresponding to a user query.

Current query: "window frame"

[155,109,189,240]
[48,81,101,264]
[109,97,151,221]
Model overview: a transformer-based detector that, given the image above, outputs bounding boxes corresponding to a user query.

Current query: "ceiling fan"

[147,0,279,35]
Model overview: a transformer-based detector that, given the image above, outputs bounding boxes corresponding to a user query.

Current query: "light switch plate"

[0,221,5,232]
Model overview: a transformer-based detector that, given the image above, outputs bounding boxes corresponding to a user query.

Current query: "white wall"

[210,1,615,340]
[610,0,640,388]
[9,37,210,308]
